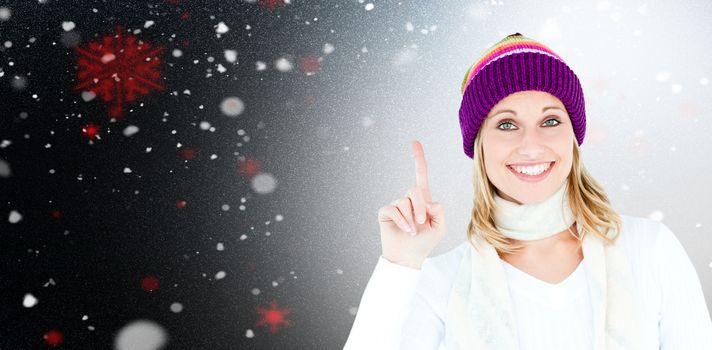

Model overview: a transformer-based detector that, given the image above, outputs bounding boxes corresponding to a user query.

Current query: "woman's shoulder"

[614,214,675,281]
[616,214,665,249]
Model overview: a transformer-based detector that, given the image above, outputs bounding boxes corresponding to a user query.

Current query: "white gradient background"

[332,0,712,326]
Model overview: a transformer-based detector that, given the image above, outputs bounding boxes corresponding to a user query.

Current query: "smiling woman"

[344,32,712,350]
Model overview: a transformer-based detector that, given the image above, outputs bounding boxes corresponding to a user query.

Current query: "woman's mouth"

[507,161,555,182]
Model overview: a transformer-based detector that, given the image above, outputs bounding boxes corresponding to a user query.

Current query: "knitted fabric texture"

[459,33,587,159]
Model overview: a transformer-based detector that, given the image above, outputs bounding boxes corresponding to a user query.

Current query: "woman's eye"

[497,118,561,130]
[497,121,515,130]
[543,118,561,126]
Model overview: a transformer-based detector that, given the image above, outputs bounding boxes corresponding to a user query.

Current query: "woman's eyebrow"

[490,106,565,118]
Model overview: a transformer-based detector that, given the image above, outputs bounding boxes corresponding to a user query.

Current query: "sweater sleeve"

[656,221,712,348]
[398,286,446,350]
[343,256,432,350]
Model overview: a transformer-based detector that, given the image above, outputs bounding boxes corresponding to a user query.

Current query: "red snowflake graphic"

[73,25,165,119]
[255,299,293,334]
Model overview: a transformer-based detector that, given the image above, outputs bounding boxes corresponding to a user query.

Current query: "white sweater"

[344,215,712,349]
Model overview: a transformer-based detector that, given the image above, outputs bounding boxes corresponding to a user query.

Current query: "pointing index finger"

[411,140,432,202]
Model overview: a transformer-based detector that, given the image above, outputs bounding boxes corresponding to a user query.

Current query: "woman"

[344,33,712,349]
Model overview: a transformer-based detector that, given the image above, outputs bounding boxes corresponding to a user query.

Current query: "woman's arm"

[398,286,445,350]
[343,256,444,350]
[656,222,712,347]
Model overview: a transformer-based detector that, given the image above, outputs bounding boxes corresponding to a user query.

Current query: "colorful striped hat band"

[459,33,587,159]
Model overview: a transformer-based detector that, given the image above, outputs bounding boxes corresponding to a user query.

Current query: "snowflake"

[73,25,165,119]
[255,299,293,334]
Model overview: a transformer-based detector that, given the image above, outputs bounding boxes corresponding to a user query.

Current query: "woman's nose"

[515,129,549,154]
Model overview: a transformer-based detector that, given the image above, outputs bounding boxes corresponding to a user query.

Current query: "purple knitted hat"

[459,33,586,159]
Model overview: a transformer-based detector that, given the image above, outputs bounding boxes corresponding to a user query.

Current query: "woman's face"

[480,90,574,205]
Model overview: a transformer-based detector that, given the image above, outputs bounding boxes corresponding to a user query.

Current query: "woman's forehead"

[486,92,567,120]
[495,90,564,107]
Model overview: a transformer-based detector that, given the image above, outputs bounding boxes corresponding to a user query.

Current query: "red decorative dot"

[259,0,286,11]
[51,209,62,219]
[82,123,101,139]
[679,98,702,118]
[180,11,191,20]
[180,147,196,160]
[141,275,160,292]
[246,261,257,273]
[298,55,321,75]
[305,95,316,104]
[43,329,64,347]
[238,157,262,178]
[176,200,187,209]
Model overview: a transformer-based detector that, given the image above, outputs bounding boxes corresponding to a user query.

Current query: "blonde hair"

[466,130,623,255]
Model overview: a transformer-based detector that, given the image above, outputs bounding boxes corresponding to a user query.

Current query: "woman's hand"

[377,140,448,269]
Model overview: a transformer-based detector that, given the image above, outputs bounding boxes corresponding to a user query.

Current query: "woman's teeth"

[509,162,552,176]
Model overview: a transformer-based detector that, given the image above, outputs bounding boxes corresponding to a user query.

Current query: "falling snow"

[170,303,183,313]
[61,21,75,31]
[215,21,229,34]
[23,293,38,308]
[8,210,22,223]
[114,320,167,350]
[0,7,11,21]
[220,96,245,116]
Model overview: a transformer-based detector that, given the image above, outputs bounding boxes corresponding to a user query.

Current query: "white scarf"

[444,182,644,349]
